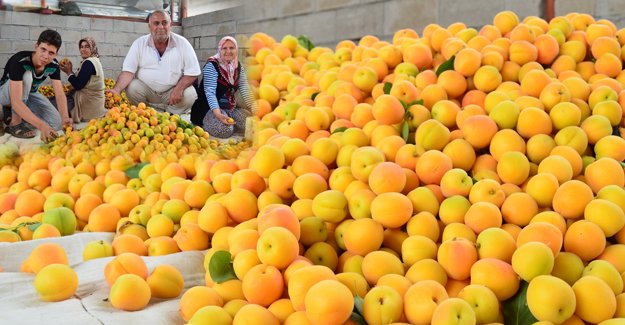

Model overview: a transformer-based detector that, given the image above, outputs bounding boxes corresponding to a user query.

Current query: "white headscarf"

[210,36,239,85]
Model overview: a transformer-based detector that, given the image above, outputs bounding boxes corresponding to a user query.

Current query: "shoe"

[5,123,36,139]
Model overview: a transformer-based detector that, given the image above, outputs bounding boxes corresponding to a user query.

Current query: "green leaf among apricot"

[209,250,238,284]
[503,281,538,325]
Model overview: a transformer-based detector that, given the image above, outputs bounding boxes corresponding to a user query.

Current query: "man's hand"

[168,87,183,105]
[39,124,58,143]
[61,116,73,128]
[213,109,234,125]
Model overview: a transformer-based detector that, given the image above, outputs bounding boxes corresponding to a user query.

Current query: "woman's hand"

[59,60,73,75]
[213,109,235,125]
[107,88,120,97]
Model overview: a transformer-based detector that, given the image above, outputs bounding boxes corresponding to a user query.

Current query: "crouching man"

[0,29,72,141]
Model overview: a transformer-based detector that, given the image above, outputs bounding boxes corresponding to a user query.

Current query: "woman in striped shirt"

[191,36,255,138]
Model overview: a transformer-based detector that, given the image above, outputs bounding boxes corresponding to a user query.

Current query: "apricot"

[147,264,184,299]
[22,243,68,274]
[103,252,148,287]
[34,264,78,302]
[109,274,151,311]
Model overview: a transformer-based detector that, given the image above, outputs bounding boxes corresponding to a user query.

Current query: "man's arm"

[177,75,197,90]
[168,75,197,105]
[110,37,141,96]
[9,80,46,129]
[9,80,58,141]
[51,79,71,126]
[168,37,201,105]
[110,71,135,95]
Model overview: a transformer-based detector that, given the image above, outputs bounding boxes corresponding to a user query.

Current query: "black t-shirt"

[0,51,61,93]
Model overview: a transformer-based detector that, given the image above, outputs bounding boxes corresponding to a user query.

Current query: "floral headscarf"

[210,36,238,85]
[79,37,99,58]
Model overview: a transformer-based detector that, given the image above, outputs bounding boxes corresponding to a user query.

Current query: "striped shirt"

[203,62,255,111]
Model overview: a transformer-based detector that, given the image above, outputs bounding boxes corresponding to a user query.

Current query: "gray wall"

[182,6,246,69]
[562,0,625,27]
[234,0,625,48]
[0,11,182,81]
[234,0,535,47]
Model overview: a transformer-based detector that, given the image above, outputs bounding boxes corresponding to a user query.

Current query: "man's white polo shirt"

[122,32,201,93]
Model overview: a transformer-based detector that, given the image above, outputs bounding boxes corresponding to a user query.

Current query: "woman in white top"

[59,37,106,123]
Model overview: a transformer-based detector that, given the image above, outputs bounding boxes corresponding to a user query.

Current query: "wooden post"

[546,0,555,21]
[181,0,187,19]
[170,0,174,21]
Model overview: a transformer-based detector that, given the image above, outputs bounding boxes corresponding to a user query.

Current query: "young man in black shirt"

[0,29,72,141]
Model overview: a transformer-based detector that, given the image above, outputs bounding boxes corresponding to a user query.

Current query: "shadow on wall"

[3,0,170,18]
[4,0,166,9]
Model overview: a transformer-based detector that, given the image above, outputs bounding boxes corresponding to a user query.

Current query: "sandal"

[6,123,36,139]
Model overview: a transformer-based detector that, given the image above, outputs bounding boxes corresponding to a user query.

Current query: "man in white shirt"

[109,9,200,114]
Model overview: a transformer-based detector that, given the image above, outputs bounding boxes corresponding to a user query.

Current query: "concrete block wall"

[232,0,625,48]
[564,0,625,27]
[0,11,182,82]
[182,4,246,69]
[233,0,545,48]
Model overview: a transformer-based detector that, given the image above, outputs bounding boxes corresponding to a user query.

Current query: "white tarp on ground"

[0,232,206,325]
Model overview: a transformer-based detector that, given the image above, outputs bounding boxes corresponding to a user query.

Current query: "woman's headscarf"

[79,37,99,58]
[210,36,238,85]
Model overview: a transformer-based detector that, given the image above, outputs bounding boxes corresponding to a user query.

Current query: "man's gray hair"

[146,9,171,22]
